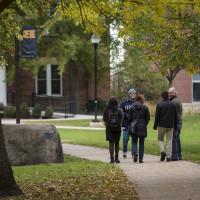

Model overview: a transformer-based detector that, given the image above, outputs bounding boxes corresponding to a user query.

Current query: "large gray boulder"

[2,124,64,166]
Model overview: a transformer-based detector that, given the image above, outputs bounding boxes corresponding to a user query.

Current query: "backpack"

[108,109,121,131]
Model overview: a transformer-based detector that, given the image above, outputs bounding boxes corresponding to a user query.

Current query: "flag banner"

[21,26,37,58]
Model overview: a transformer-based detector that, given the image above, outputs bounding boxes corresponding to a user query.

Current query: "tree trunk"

[0,123,22,196]
[168,78,173,87]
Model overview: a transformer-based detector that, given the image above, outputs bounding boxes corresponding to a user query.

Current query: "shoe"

[171,158,179,161]
[160,152,166,161]
[110,157,114,164]
[123,152,127,158]
[133,154,138,162]
[139,160,144,163]
[115,158,120,163]
[166,157,171,162]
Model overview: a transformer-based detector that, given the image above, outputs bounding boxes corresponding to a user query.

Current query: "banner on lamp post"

[21,26,37,58]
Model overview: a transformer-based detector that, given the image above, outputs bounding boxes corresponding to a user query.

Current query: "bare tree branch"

[76,0,86,27]
[0,0,14,14]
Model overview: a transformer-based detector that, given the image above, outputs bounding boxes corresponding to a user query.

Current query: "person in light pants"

[154,91,178,162]
[158,127,173,160]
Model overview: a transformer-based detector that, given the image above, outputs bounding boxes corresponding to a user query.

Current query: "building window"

[192,73,200,102]
[37,66,47,95]
[51,65,61,95]
[37,64,62,96]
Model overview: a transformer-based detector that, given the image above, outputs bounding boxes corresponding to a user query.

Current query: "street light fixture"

[91,34,100,122]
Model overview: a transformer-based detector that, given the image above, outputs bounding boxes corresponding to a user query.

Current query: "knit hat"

[128,88,136,94]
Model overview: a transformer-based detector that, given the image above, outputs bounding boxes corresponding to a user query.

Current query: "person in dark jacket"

[153,91,178,162]
[120,88,137,158]
[103,97,123,163]
[168,87,183,161]
[129,94,150,163]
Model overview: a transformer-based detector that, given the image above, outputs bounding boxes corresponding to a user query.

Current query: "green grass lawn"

[59,115,200,163]
[5,155,137,200]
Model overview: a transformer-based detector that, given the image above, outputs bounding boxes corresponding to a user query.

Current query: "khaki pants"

[157,126,173,158]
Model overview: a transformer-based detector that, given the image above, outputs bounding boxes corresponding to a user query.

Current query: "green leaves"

[1,0,200,85]
[122,1,200,85]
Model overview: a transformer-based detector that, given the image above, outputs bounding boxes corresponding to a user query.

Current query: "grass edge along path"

[3,155,138,200]
[24,115,200,163]
[58,125,200,164]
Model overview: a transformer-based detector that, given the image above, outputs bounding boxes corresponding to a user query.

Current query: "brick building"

[173,70,200,103]
[172,70,200,112]
[2,62,110,114]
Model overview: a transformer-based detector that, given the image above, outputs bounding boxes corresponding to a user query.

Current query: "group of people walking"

[103,87,182,164]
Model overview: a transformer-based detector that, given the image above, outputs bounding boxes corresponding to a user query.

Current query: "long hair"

[136,94,145,104]
[103,97,119,124]
[106,97,118,111]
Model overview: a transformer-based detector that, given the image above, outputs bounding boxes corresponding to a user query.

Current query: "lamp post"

[91,34,100,122]
[15,37,20,124]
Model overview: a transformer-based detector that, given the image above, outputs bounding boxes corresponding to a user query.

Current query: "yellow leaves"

[55,0,114,36]
[9,168,137,200]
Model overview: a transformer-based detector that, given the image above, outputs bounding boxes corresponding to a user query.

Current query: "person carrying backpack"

[103,97,124,163]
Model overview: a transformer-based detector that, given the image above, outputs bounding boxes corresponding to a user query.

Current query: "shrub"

[20,102,30,118]
[86,99,107,114]
[32,104,42,118]
[4,105,16,118]
[45,106,53,118]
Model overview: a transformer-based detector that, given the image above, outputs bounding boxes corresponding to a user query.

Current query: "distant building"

[173,70,200,103]
[173,70,200,112]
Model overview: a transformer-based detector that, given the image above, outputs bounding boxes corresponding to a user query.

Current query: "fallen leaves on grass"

[3,168,137,200]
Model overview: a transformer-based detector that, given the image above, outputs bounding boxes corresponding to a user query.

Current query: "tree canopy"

[1,0,200,82]
[118,1,200,85]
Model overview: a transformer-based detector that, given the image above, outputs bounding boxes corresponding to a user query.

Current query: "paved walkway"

[62,144,200,200]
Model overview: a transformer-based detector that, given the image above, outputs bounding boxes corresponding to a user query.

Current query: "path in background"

[2,114,102,124]
[62,144,200,200]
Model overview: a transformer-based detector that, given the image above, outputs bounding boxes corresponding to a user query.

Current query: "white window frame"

[36,64,63,97]
[192,73,200,102]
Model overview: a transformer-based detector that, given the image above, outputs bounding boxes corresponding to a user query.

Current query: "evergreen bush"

[4,105,16,118]
[45,106,53,118]
[32,104,42,118]
[20,102,30,118]
[86,99,107,114]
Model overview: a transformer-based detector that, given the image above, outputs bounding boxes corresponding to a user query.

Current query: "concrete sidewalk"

[62,144,200,200]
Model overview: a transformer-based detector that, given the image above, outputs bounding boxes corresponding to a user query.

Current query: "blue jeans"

[131,135,145,161]
[172,129,182,160]
[123,127,130,153]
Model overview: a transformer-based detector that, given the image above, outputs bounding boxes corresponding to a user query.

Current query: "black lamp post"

[91,34,100,122]
[15,37,20,124]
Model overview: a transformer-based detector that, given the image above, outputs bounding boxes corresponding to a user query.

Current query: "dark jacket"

[170,96,182,130]
[153,100,178,130]
[129,102,150,137]
[120,97,136,127]
[103,107,123,141]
